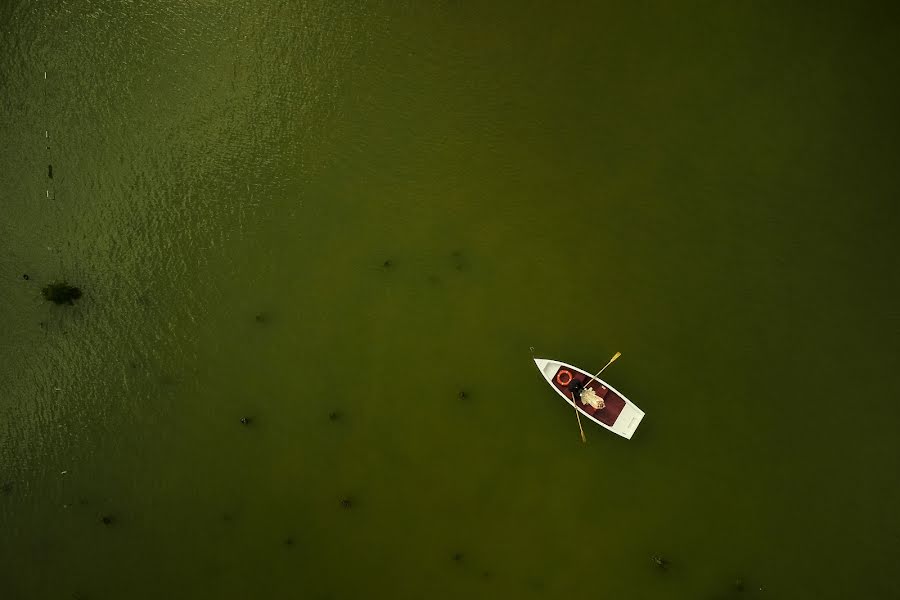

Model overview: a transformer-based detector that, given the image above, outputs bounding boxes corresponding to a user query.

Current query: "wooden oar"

[573,397,587,443]
[583,352,621,389]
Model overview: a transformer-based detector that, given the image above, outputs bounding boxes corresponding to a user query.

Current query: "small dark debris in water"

[22,273,30,280]
[382,259,393,268]
[457,391,467,400]
[240,416,252,426]
[48,164,53,178]
[340,497,353,509]
[100,514,115,526]
[328,410,341,422]
[1,481,13,495]
[481,570,492,580]
[254,312,267,323]
[652,555,669,570]
[452,552,464,563]
[451,250,467,271]
[42,282,82,305]
[284,537,294,547]
[222,513,233,522]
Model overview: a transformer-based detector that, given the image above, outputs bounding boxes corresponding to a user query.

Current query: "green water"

[2,2,899,598]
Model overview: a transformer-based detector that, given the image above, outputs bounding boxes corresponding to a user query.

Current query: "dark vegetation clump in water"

[240,416,253,426]
[457,390,467,400]
[340,497,353,509]
[99,514,115,526]
[42,281,82,305]
[451,250,467,271]
[652,555,669,570]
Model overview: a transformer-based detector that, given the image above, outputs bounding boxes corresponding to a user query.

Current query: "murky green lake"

[2,2,899,598]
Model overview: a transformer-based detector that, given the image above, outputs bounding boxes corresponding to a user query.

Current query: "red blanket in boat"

[552,367,626,426]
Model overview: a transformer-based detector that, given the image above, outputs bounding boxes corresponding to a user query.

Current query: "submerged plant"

[42,282,82,305]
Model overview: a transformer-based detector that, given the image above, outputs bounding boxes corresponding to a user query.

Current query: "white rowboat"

[534,358,644,439]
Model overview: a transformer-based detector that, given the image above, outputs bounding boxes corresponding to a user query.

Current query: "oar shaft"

[582,352,621,389]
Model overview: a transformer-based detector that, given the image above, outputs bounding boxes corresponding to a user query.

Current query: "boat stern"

[612,403,645,439]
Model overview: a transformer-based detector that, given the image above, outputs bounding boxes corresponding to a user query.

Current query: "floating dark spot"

[42,282,82,305]
[284,537,294,547]
[452,552,464,562]
[22,273,30,280]
[340,497,352,509]
[100,514,115,526]
[481,570,492,580]
[382,259,393,268]
[48,164,53,178]
[222,513,233,522]
[451,250,467,271]
[652,555,668,570]
[328,410,341,422]
[254,312,267,323]
[457,391,467,400]
[240,416,252,426]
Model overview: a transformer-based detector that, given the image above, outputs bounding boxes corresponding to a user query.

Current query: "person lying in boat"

[568,379,605,410]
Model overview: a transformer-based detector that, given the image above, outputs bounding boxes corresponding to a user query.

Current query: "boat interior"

[551,366,625,426]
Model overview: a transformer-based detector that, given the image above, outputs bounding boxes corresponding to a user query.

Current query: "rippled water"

[2,2,899,599]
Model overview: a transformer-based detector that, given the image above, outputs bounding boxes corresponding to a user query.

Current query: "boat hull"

[534,358,644,439]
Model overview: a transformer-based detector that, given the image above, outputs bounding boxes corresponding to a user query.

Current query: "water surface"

[2,2,899,599]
